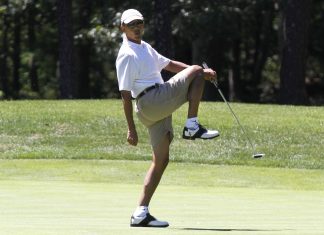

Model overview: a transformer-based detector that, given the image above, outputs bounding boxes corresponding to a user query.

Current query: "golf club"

[202,62,265,159]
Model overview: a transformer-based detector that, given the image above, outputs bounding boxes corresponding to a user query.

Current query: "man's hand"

[120,90,138,146]
[127,128,138,146]
[203,68,217,81]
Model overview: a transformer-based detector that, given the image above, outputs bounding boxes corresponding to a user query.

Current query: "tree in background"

[26,0,39,93]
[57,0,74,98]
[305,0,324,104]
[0,0,9,98]
[12,3,21,98]
[153,0,172,81]
[0,0,323,104]
[279,0,311,105]
[171,0,278,102]
[74,0,92,99]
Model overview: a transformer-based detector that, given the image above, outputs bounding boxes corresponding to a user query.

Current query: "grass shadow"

[179,227,292,232]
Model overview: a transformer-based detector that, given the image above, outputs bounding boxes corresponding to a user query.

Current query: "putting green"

[1,180,324,235]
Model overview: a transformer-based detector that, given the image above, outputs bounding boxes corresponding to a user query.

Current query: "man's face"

[122,20,144,43]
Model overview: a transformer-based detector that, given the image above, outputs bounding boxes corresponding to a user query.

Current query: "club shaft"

[203,63,256,152]
[214,83,255,151]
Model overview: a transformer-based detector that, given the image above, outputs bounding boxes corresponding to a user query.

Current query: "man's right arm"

[120,90,138,146]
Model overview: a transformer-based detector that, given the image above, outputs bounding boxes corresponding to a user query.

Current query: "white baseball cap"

[121,9,144,25]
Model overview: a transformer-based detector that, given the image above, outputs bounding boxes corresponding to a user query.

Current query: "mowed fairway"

[1,160,324,235]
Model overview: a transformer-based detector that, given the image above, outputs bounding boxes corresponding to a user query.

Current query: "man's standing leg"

[139,132,170,206]
[130,133,170,227]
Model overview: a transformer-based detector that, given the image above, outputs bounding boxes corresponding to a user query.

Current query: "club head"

[253,153,265,158]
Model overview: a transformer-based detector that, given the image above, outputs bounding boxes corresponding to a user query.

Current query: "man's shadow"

[179,227,291,232]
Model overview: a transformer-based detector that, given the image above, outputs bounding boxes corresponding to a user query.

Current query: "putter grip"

[202,62,209,69]
[202,62,218,87]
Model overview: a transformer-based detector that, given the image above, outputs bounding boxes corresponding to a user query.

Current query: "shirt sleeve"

[151,47,171,71]
[116,53,138,91]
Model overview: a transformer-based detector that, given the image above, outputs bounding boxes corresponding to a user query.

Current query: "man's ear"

[120,24,125,32]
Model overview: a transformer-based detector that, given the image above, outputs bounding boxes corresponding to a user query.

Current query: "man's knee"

[163,156,169,167]
[187,65,204,81]
[152,155,169,172]
[157,154,169,166]
[191,65,203,73]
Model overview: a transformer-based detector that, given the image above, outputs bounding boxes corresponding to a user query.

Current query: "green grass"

[1,180,324,235]
[1,160,324,235]
[1,159,324,190]
[0,100,323,169]
[1,100,324,234]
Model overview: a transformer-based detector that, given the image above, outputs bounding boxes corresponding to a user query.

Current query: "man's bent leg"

[181,66,220,140]
[187,67,205,118]
[167,65,205,118]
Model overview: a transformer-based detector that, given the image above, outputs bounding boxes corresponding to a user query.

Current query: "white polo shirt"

[116,35,171,98]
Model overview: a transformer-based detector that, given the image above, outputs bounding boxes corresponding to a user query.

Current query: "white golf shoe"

[130,213,169,228]
[183,124,219,140]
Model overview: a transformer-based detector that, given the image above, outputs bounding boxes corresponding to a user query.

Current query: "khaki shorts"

[135,68,193,148]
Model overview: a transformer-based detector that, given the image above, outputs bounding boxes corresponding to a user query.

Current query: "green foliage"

[260,55,280,103]
[0,0,323,102]
[0,6,6,14]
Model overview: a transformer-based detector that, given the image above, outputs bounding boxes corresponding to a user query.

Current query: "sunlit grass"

[0,100,323,169]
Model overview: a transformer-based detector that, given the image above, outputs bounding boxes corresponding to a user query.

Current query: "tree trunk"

[232,19,242,102]
[57,0,74,99]
[253,2,275,86]
[76,42,91,98]
[27,0,39,92]
[13,11,21,98]
[75,0,92,98]
[0,0,9,99]
[154,0,172,81]
[29,56,39,92]
[279,0,311,105]
[192,38,216,101]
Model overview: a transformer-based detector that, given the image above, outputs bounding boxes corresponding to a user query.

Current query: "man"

[116,9,219,228]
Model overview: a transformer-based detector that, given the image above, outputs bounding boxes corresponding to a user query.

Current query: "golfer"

[116,9,219,228]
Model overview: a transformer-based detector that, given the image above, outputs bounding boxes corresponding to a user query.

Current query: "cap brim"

[123,16,144,24]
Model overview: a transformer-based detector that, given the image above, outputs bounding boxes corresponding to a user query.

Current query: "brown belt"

[136,84,159,100]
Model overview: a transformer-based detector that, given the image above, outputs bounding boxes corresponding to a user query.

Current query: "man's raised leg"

[182,65,220,140]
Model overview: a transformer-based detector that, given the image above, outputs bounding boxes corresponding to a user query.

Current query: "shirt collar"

[122,33,143,48]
